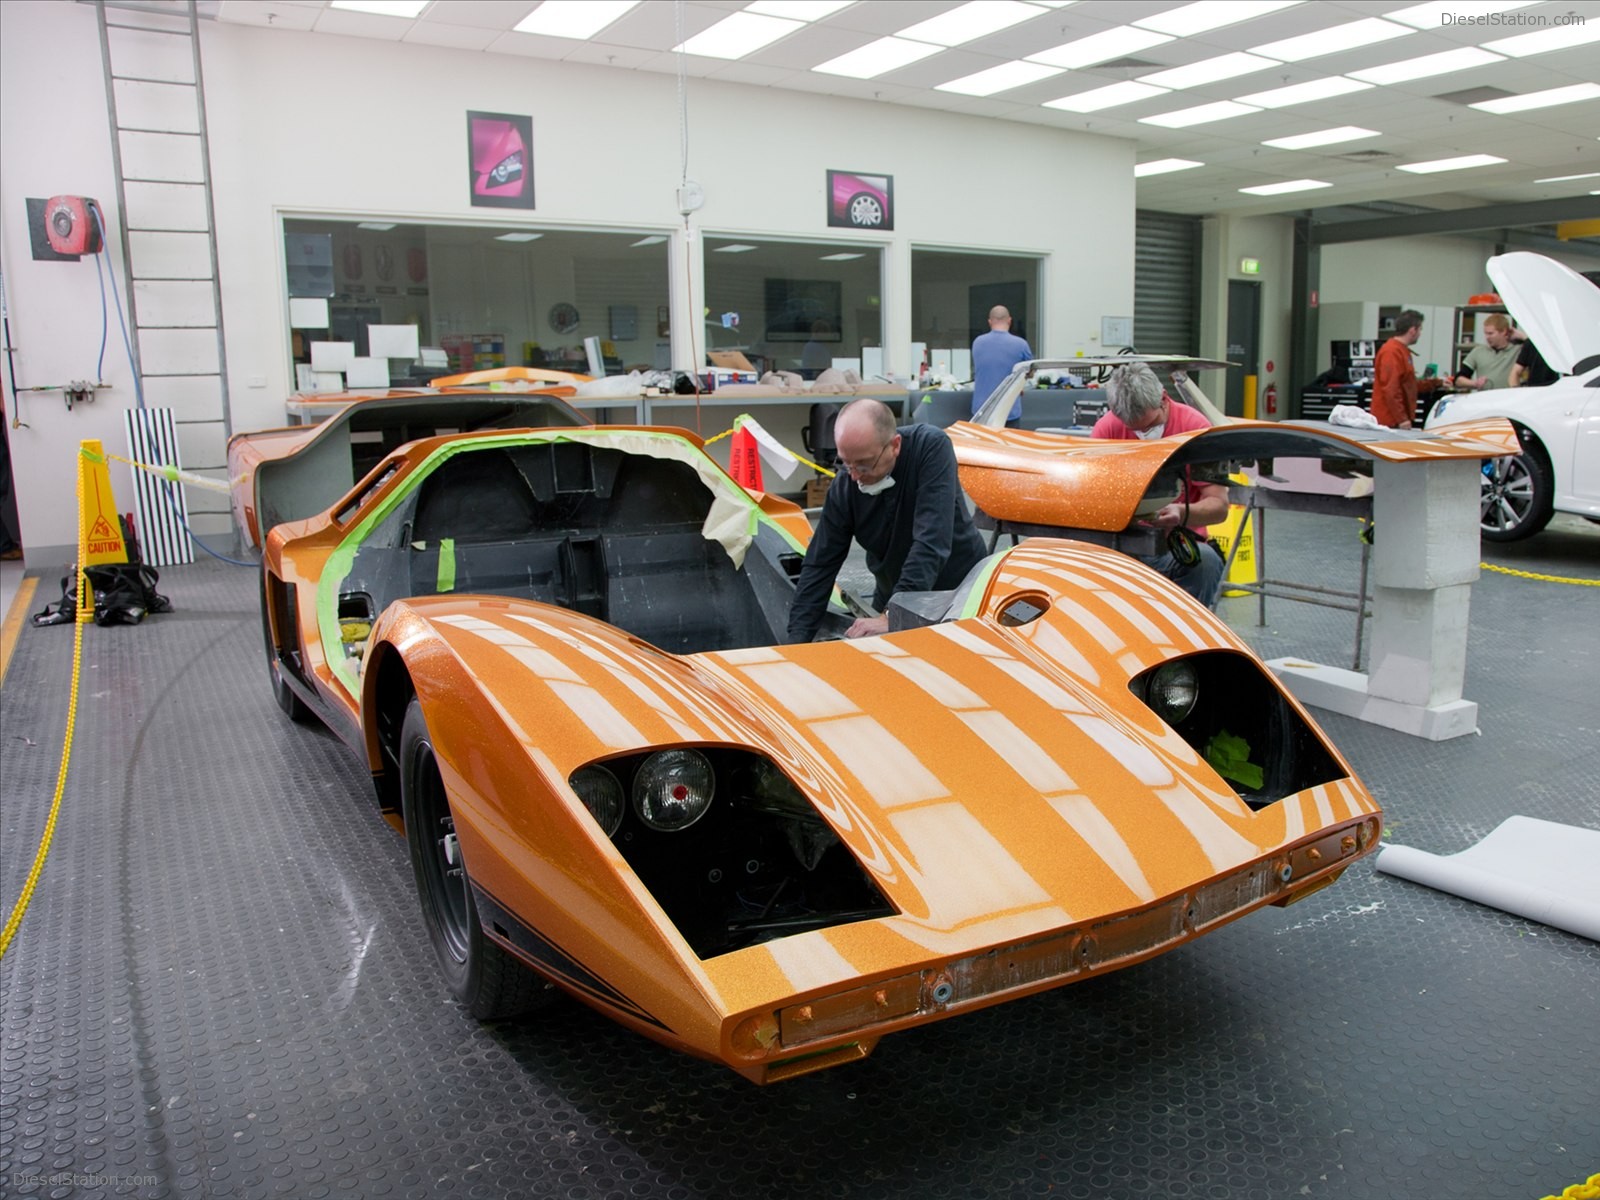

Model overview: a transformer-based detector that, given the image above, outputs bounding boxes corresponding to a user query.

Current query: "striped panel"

[123,407,194,566]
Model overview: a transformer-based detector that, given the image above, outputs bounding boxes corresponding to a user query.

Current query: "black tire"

[398,698,547,1019]
[260,576,311,723]
[847,193,883,228]
[1479,446,1554,542]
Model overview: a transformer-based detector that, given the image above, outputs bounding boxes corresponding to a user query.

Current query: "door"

[1225,280,1261,418]
[970,282,1029,346]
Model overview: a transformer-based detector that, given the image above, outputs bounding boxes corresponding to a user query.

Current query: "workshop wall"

[1,0,1136,559]
[1320,234,1598,311]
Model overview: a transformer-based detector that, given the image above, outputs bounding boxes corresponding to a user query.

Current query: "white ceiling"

[209,0,1600,220]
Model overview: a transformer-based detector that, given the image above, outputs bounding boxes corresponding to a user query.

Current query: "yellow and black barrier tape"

[0,450,90,959]
[1481,563,1600,587]
[1539,1171,1600,1200]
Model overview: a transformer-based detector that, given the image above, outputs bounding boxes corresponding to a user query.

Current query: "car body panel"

[950,416,1519,533]
[256,415,1383,1081]
[228,380,590,547]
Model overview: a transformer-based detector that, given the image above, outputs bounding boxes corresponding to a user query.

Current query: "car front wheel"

[848,193,884,227]
[399,698,548,1019]
[1479,448,1554,542]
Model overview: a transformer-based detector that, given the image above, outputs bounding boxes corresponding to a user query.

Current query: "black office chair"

[802,402,842,470]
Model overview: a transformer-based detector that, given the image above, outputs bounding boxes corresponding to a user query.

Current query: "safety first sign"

[79,440,128,565]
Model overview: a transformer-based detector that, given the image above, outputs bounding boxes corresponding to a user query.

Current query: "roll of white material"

[1375,816,1600,941]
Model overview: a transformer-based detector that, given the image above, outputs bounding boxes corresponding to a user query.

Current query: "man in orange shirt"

[1371,309,1423,429]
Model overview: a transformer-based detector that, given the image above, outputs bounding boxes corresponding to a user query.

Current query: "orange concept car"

[242,366,1515,1084]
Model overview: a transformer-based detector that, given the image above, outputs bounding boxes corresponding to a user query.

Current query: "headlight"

[633,749,715,832]
[570,765,624,836]
[1146,661,1199,724]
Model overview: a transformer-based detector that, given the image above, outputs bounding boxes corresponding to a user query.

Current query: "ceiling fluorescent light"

[495,232,543,242]
[514,0,640,39]
[1134,1,1302,38]
[746,0,853,18]
[630,236,669,247]
[1236,77,1373,108]
[1349,46,1503,84]
[899,1,1047,48]
[938,61,1064,96]
[814,37,943,78]
[1471,82,1600,114]
[676,12,803,58]
[1396,154,1506,173]
[357,222,398,231]
[1044,80,1169,112]
[1484,22,1600,57]
[1239,178,1333,195]
[1262,126,1380,149]
[819,252,865,261]
[1139,99,1261,128]
[713,244,759,253]
[1251,17,1413,63]
[330,0,429,15]
[1134,158,1205,177]
[1027,25,1173,69]
[1534,172,1600,183]
[1385,1,1538,30]
[1139,52,1279,90]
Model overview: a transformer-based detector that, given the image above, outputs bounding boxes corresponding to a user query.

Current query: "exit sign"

[1239,257,1261,275]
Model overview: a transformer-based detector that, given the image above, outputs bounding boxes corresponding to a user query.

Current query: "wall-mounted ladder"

[95,0,232,555]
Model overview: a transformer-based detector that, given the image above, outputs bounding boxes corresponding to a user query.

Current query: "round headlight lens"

[570,764,624,837]
[1147,661,1199,724]
[632,749,715,832]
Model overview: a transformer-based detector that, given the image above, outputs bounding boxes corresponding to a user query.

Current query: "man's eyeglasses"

[840,441,891,475]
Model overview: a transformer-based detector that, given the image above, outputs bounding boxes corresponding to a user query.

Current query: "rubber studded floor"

[3,512,1596,1200]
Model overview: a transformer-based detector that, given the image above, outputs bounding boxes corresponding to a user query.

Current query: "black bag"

[32,562,172,627]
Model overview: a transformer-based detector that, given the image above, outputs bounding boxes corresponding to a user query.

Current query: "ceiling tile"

[402,22,499,50]
[413,1,535,32]
[310,7,412,39]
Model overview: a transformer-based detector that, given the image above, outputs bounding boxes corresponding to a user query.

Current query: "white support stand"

[1269,456,1481,741]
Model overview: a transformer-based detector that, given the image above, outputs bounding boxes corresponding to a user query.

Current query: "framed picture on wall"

[826,170,893,231]
[467,111,534,209]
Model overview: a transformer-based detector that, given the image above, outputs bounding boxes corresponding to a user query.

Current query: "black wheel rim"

[411,738,471,962]
[1480,455,1532,534]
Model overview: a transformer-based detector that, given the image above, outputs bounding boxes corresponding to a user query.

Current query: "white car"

[1425,252,1600,541]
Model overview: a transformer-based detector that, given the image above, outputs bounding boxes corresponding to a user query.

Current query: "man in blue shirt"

[971,306,1032,424]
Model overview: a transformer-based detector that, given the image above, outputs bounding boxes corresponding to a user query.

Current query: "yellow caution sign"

[1210,472,1257,598]
[79,440,128,565]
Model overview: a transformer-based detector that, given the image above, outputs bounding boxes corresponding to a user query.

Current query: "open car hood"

[1487,251,1600,375]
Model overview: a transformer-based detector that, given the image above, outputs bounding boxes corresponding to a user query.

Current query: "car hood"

[412,585,1372,945]
[1487,251,1600,375]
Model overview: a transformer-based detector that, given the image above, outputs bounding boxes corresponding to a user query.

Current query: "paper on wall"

[310,341,357,370]
[368,325,421,359]
[289,298,330,328]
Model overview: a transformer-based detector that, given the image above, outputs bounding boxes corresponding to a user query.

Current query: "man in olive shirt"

[787,398,986,642]
[1456,314,1519,391]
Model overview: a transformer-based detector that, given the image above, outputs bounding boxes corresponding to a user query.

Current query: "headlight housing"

[1142,660,1199,724]
[570,764,625,836]
[632,749,715,832]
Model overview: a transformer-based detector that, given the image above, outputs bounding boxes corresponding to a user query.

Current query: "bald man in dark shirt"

[787,398,986,642]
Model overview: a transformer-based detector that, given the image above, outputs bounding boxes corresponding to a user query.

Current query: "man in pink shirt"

[1091,363,1228,608]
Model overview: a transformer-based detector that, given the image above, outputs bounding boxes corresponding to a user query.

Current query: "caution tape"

[705,423,836,479]
[1539,1171,1600,1200]
[105,451,233,494]
[0,449,89,959]
[1481,563,1600,587]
